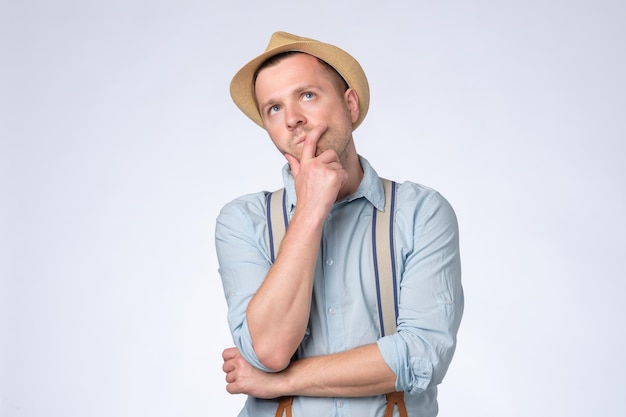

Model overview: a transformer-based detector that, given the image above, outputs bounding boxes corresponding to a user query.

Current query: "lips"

[293,127,307,143]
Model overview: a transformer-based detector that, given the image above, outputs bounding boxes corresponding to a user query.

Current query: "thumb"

[284,153,300,177]
[222,347,239,361]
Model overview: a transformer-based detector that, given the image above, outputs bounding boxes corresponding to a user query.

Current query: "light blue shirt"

[215,156,463,417]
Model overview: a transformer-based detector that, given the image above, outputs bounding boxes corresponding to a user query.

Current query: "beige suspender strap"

[372,178,399,337]
[375,178,407,417]
[266,187,287,262]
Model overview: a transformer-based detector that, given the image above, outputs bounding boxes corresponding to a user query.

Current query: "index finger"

[301,124,328,160]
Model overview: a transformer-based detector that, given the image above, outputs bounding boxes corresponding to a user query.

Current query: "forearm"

[224,134,349,371]
[222,343,397,399]
[246,208,325,371]
[279,343,397,398]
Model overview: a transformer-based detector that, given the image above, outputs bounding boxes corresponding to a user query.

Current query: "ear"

[344,88,360,124]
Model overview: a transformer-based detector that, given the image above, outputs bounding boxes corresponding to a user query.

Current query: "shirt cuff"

[377,334,433,394]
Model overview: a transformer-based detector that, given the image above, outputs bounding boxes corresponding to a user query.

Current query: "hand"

[222,347,283,399]
[284,125,348,219]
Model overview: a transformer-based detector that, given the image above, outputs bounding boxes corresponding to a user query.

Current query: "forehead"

[254,53,341,99]
[256,53,327,83]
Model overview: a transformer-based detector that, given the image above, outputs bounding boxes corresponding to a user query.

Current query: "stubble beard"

[290,126,352,163]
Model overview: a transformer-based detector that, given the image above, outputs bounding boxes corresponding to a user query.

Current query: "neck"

[336,142,363,201]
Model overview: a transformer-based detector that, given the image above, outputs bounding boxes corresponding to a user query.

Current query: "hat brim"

[230,35,369,131]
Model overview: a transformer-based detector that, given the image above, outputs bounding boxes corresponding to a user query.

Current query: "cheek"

[267,131,291,154]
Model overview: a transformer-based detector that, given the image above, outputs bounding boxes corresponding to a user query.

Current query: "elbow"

[248,324,302,372]
[255,347,292,372]
[246,314,303,371]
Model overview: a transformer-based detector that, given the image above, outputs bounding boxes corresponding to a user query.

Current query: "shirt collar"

[281,155,385,213]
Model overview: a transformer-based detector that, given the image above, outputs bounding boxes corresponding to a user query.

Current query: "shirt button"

[326,259,334,266]
[337,400,344,408]
[328,307,336,315]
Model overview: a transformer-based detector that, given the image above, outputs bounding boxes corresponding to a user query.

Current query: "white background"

[1,1,625,416]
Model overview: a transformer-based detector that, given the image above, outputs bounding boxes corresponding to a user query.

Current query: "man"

[216,31,463,417]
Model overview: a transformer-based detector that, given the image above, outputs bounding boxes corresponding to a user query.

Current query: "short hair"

[253,51,349,94]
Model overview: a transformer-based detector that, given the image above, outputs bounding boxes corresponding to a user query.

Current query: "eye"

[303,92,315,101]
[268,104,281,115]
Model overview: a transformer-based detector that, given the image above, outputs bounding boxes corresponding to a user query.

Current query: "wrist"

[290,204,329,231]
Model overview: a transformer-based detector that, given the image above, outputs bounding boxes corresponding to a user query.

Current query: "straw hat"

[230,31,370,131]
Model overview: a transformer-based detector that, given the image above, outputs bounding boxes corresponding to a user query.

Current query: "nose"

[284,104,305,129]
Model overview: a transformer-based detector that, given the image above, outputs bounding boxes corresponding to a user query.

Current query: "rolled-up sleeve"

[377,186,463,395]
[215,193,278,372]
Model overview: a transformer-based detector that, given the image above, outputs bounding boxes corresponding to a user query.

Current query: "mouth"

[293,128,307,143]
